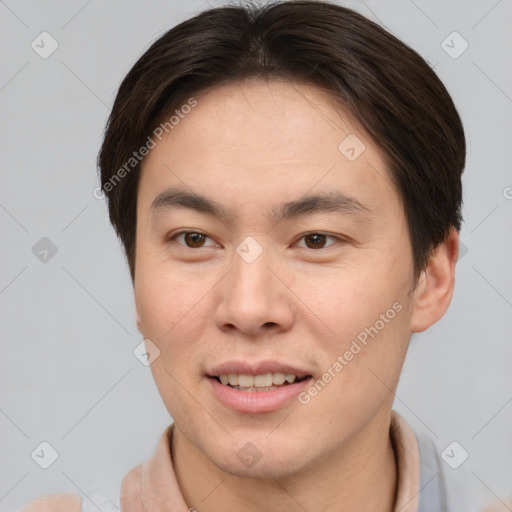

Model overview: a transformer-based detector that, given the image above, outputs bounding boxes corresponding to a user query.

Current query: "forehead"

[138,79,402,222]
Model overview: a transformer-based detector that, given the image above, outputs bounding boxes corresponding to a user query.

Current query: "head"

[98,1,464,479]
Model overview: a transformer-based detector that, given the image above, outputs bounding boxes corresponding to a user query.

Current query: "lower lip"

[208,377,312,413]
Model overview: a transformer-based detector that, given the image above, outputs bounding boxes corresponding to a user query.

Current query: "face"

[134,79,419,479]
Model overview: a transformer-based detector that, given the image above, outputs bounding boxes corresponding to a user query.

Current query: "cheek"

[135,268,212,414]
[295,269,410,391]
[294,269,399,343]
[134,277,211,403]
[135,262,209,339]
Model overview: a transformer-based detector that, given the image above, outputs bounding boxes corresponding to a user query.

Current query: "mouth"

[206,369,314,413]
[209,372,312,392]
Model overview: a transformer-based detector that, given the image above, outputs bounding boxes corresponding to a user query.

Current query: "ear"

[409,227,459,333]
[135,307,143,334]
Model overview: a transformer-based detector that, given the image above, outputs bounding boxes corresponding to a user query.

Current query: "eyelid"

[168,230,345,250]
[168,230,219,248]
[293,232,341,249]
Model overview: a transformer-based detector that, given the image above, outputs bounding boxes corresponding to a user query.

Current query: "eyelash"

[167,230,343,250]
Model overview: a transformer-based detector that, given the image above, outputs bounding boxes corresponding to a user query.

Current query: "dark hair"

[98,0,465,285]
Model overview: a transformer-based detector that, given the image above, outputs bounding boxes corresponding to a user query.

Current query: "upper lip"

[207,360,313,379]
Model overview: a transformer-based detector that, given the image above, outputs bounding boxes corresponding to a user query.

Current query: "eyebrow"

[150,186,373,223]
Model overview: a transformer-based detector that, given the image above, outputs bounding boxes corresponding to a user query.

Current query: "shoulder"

[413,428,512,512]
[20,493,82,512]
[390,410,470,511]
[82,478,122,511]
[21,478,122,512]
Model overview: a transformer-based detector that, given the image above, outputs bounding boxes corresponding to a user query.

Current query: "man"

[23,1,508,511]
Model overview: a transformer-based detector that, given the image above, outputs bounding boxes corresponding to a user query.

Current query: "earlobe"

[136,310,143,334]
[134,284,143,334]
[409,228,459,333]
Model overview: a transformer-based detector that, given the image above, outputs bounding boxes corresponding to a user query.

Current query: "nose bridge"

[230,242,275,307]
[215,238,293,334]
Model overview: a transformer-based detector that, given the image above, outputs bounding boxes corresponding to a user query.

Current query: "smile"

[208,374,313,413]
[214,372,310,392]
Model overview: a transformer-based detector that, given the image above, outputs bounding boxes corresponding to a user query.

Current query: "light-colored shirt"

[20,410,507,512]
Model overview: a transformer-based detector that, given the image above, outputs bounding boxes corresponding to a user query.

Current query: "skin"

[134,78,459,511]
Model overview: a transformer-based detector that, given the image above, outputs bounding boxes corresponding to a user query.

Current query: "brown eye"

[169,231,216,248]
[304,234,328,249]
[295,232,342,250]
[184,232,206,248]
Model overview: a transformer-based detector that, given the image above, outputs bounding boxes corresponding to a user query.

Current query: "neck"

[172,408,398,512]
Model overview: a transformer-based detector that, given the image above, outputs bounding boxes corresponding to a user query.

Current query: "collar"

[120,410,421,512]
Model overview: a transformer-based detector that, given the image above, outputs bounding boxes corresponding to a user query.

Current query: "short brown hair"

[98,0,465,284]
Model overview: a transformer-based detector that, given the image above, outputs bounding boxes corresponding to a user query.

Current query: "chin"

[212,450,310,480]
[202,431,317,481]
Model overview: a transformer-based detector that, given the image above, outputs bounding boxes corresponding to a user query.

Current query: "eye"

[168,231,218,249]
[296,233,339,249]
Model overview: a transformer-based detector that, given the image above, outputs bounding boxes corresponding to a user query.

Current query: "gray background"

[1,0,511,510]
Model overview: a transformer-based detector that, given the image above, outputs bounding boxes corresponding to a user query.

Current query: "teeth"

[217,372,304,388]
[238,374,254,387]
[234,386,278,392]
[273,372,286,385]
[254,373,273,387]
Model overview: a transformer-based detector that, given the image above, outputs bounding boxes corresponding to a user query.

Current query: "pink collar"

[120,410,420,512]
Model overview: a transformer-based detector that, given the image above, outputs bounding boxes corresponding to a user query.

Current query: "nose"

[214,245,295,338]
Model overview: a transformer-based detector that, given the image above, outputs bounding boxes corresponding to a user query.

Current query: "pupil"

[186,233,204,247]
[306,234,325,248]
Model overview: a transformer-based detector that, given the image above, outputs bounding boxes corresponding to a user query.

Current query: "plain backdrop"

[1,0,511,510]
